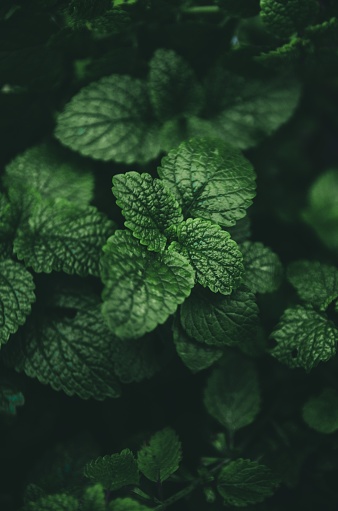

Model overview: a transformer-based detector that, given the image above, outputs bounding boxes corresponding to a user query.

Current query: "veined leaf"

[302,388,338,434]
[158,137,256,226]
[112,172,183,252]
[260,0,319,38]
[168,218,244,295]
[84,449,139,490]
[100,230,195,339]
[0,193,19,258]
[240,241,283,293]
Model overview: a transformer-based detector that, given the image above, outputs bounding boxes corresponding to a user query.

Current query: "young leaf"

[137,427,182,482]
[168,218,244,295]
[109,498,153,511]
[0,259,35,347]
[260,0,319,38]
[84,449,139,490]
[148,48,204,121]
[204,352,261,433]
[112,172,183,252]
[14,199,114,276]
[55,75,161,164]
[24,493,79,511]
[82,484,106,511]
[240,241,283,293]
[270,305,338,371]
[302,388,338,434]
[180,285,259,347]
[287,260,338,310]
[100,230,195,339]
[217,459,279,506]
[158,137,256,226]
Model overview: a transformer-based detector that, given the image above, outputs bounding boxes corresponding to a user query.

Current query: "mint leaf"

[270,305,338,371]
[240,241,283,293]
[137,427,182,482]
[84,449,139,490]
[180,286,259,347]
[217,458,279,506]
[0,259,35,347]
[302,388,338,434]
[24,493,79,511]
[82,484,105,511]
[148,48,204,121]
[260,0,320,38]
[168,218,243,294]
[109,498,153,511]
[158,138,256,226]
[100,230,195,339]
[14,199,114,276]
[287,260,338,310]
[204,352,261,433]
[55,75,161,164]
[112,172,183,252]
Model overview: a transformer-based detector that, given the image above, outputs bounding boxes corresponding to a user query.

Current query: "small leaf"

[302,388,338,434]
[240,241,283,293]
[137,427,182,482]
[25,493,79,511]
[0,259,35,347]
[270,305,337,371]
[204,351,261,433]
[158,137,256,226]
[100,230,195,339]
[217,458,279,506]
[112,172,183,252]
[109,498,153,511]
[168,218,244,295]
[84,449,139,490]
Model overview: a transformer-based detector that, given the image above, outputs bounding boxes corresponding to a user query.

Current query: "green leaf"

[109,498,153,511]
[173,315,223,373]
[84,449,139,490]
[168,218,244,294]
[204,351,261,433]
[137,427,182,482]
[0,193,18,258]
[180,285,259,347]
[217,458,279,506]
[148,48,204,121]
[287,260,338,310]
[260,0,320,38]
[270,305,338,371]
[226,216,251,244]
[82,484,106,511]
[14,199,114,276]
[0,259,35,347]
[256,38,309,71]
[158,138,256,227]
[112,172,183,252]
[0,384,24,415]
[55,75,161,164]
[100,230,195,339]
[302,388,338,434]
[240,241,283,293]
[25,493,79,511]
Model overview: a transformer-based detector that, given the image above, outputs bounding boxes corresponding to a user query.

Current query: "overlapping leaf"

[260,0,319,38]
[240,241,283,293]
[84,449,139,490]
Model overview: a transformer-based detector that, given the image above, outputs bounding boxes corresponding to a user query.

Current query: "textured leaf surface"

[109,498,153,511]
[240,241,283,293]
[55,75,161,164]
[168,218,243,294]
[217,459,279,506]
[270,305,337,371]
[112,172,183,252]
[302,388,338,434]
[100,230,195,339]
[148,48,204,121]
[180,285,259,347]
[137,427,182,482]
[25,493,79,511]
[204,352,261,432]
[84,449,139,490]
[158,138,256,226]
[0,259,35,347]
[82,484,106,511]
[260,0,319,38]
[14,199,114,276]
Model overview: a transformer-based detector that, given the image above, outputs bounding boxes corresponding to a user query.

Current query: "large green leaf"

[100,230,195,339]
[84,449,139,490]
[240,241,283,293]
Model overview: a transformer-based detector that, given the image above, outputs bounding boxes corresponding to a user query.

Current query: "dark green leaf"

[84,449,139,490]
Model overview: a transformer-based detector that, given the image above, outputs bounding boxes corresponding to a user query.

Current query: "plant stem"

[181,6,220,14]
[153,481,198,510]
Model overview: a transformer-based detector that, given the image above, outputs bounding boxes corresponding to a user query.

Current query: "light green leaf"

[260,0,319,38]
[302,388,338,434]
[14,199,114,276]
[168,218,243,294]
[204,352,261,433]
[100,230,195,339]
[82,484,106,511]
[109,498,153,511]
[25,493,79,511]
[148,48,204,121]
[287,260,338,310]
[217,458,279,506]
[55,75,161,164]
[158,137,256,226]
[180,285,259,347]
[0,259,35,347]
[84,449,139,490]
[240,241,283,293]
[270,305,338,371]
[137,427,182,482]
[112,172,183,252]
